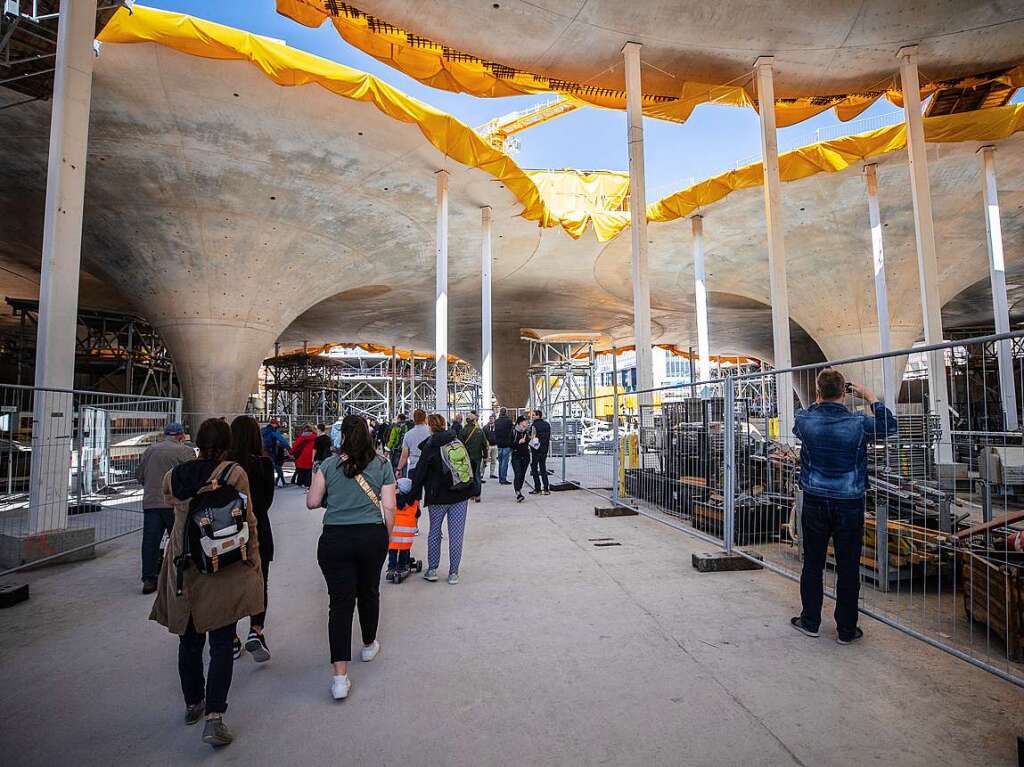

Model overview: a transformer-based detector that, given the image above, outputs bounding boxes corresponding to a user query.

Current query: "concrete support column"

[863,163,897,411]
[898,46,953,461]
[622,42,654,399]
[493,324,530,408]
[754,57,794,439]
[480,206,494,418]
[979,145,1019,431]
[435,170,449,413]
[690,215,711,391]
[28,0,98,534]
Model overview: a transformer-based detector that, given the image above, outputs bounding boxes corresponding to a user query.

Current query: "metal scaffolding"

[0,297,178,397]
[261,345,481,421]
[527,339,596,419]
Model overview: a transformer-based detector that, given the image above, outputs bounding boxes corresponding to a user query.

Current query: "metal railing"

[554,331,1024,689]
[0,384,181,575]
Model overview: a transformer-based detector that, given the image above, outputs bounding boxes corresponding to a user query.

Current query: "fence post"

[561,409,567,484]
[611,395,621,505]
[723,375,736,552]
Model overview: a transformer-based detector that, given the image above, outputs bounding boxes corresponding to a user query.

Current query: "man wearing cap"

[135,422,196,594]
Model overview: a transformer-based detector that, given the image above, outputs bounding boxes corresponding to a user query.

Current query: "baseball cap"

[397,477,413,493]
[164,422,184,436]
[269,417,281,426]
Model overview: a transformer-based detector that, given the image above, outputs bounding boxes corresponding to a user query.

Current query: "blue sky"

[148,1,1015,201]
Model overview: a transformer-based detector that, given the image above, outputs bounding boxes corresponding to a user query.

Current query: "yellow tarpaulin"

[100,6,1024,245]
[276,0,1022,129]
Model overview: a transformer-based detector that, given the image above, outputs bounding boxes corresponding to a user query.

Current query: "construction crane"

[475,97,580,154]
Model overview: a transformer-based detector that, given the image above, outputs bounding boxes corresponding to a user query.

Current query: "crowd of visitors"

[136,404,562,748]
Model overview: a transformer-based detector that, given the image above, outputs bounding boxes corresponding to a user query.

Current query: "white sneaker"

[447,571,460,585]
[360,640,380,662]
[331,675,350,700]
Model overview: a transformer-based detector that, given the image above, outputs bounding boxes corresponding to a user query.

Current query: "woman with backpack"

[306,415,396,701]
[400,413,477,584]
[151,418,263,748]
[228,415,275,663]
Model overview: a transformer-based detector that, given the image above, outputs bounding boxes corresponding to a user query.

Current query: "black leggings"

[531,449,550,490]
[511,454,529,493]
[179,618,236,714]
[250,558,270,631]
[317,524,389,663]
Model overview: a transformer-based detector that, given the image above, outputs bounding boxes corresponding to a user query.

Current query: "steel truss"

[528,340,596,419]
[261,346,481,422]
[0,298,178,396]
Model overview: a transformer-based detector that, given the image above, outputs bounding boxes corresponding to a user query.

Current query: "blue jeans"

[141,507,174,582]
[498,447,512,482]
[799,493,864,639]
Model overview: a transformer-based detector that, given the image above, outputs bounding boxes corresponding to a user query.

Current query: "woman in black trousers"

[229,416,276,663]
[306,415,396,701]
[510,415,531,503]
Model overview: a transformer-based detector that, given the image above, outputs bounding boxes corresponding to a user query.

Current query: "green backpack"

[439,439,475,490]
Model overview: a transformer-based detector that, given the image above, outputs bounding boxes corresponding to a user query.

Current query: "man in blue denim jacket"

[791,368,896,644]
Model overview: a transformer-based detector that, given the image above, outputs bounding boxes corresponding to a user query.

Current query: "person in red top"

[290,423,318,488]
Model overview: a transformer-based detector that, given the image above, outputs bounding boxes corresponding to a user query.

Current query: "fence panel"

[0,384,181,574]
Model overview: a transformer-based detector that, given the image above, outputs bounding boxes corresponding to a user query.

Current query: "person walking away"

[790,369,895,644]
[510,416,531,502]
[261,418,291,487]
[483,414,498,479]
[386,477,420,581]
[396,408,431,479]
[136,422,195,594]
[400,414,476,584]
[375,417,391,452]
[290,424,317,488]
[306,415,395,700]
[228,416,276,663]
[313,423,332,466]
[461,412,488,503]
[529,409,552,495]
[386,413,409,471]
[494,407,514,485]
[151,418,263,747]
[450,412,464,440]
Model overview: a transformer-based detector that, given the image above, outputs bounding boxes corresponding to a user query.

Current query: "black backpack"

[174,463,251,595]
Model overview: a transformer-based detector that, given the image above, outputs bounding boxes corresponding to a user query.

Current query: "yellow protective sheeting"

[526,169,632,239]
[97,5,585,237]
[644,102,1024,237]
[276,0,1021,129]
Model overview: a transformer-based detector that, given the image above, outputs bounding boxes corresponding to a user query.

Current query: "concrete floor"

[0,483,1021,766]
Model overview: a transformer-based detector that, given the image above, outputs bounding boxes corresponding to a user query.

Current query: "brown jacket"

[150,460,264,635]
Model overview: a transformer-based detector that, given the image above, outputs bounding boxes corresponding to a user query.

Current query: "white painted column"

[435,170,449,414]
[754,57,794,439]
[690,215,712,392]
[28,0,98,534]
[864,163,897,411]
[480,206,494,418]
[622,42,654,400]
[898,46,953,461]
[979,145,1019,431]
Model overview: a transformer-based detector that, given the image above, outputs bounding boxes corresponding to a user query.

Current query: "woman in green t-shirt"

[306,415,396,701]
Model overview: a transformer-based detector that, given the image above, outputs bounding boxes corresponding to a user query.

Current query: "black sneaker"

[245,631,271,663]
[232,636,243,660]
[184,700,205,726]
[528,489,541,495]
[837,628,864,645]
[141,579,157,595]
[542,489,551,495]
[499,480,512,485]
[516,494,525,503]
[790,616,820,638]
[385,568,397,583]
[202,716,233,747]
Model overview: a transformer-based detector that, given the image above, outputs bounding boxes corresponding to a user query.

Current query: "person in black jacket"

[229,415,276,663]
[510,415,531,502]
[529,409,552,495]
[400,413,476,585]
[313,423,332,465]
[493,407,514,485]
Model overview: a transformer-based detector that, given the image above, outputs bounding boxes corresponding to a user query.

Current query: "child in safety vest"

[386,478,422,583]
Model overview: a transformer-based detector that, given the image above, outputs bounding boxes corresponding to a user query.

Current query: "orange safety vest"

[389,499,418,551]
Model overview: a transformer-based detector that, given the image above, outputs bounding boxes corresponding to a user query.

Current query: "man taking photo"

[790,368,896,644]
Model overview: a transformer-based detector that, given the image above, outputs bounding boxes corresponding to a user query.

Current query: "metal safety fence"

[0,384,181,575]
[552,331,1024,689]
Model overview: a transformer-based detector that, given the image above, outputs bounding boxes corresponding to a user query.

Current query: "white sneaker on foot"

[361,640,380,662]
[331,675,351,700]
[448,571,460,585]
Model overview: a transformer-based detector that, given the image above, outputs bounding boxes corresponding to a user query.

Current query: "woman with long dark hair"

[306,415,396,700]
[229,415,276,663]
[151,418,263,747]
